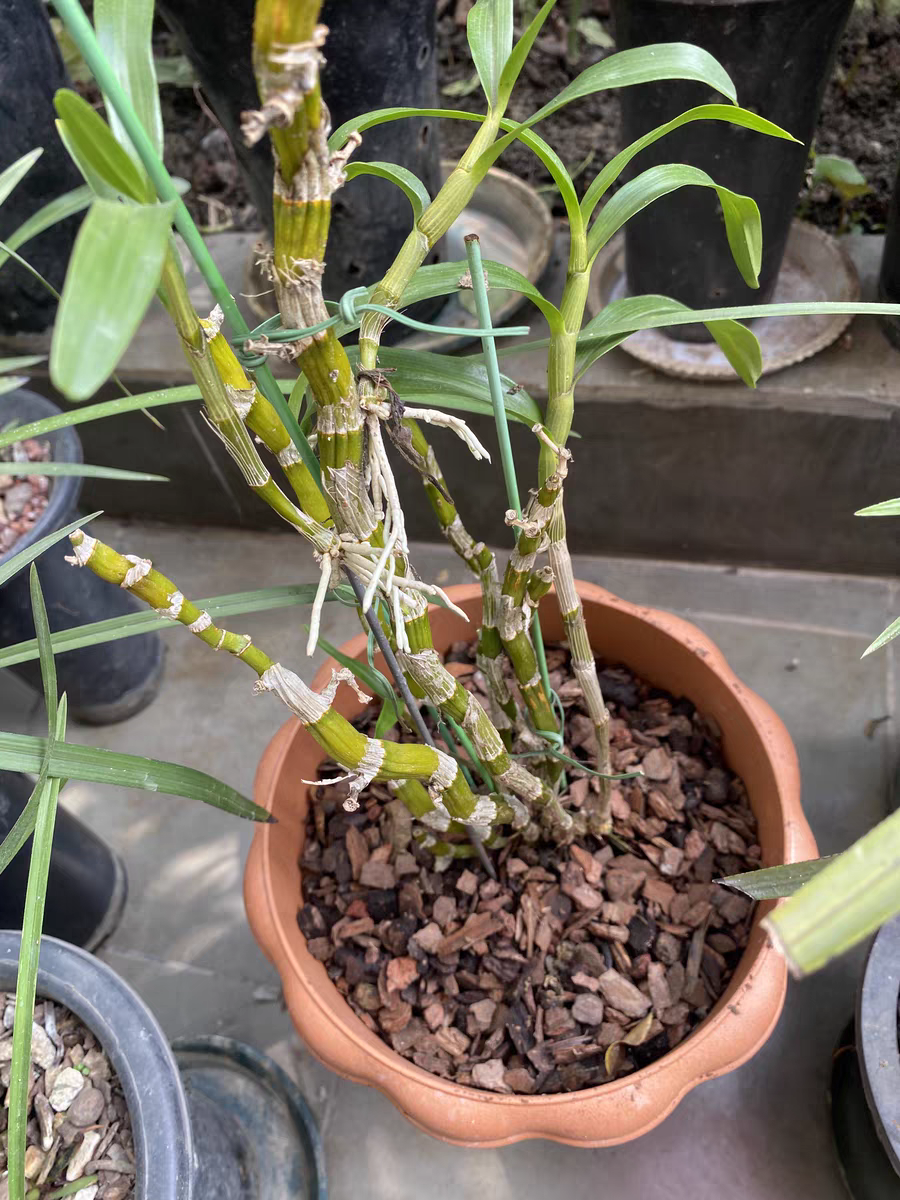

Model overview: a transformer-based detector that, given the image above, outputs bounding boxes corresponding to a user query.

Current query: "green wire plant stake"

[1,0,900,1186]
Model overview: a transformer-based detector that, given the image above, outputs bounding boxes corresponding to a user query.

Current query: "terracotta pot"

[244,582,816,1147]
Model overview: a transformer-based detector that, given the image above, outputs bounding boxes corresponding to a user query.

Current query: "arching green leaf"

[580,103,799,221]
[51,197,175,400]
[497,1,557,109]
[0,185,92,274]
[586,163,762,288]
[343,160,430,223]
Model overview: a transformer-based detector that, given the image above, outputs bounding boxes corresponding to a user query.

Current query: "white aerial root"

[306,543,340,657]
[360,399,491,463]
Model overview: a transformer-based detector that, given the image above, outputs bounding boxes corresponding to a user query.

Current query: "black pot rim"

[857,915,900,1173]
[0,388,83,569]
[0,931,193,1200]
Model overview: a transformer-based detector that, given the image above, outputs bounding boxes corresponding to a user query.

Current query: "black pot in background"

[0,0,83,333]
[156,0,441,316]
[830,917,900,1198]
[0,389,164,725]
[0,770,126,950]
[610,0,854,341]
[878,159,900,351]
[0,934,328,1200]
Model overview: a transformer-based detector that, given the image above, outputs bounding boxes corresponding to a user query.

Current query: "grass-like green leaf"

[578,295,763,388]
[862,615,900,658]
[0,462,166,481]
[7,697,66,1200]
[497,0,557,109]
[763,808,900,975]
[856,497,900,517]
[30,564,58,729]
[94,0,164,160]
[467,0,514,109]
[0,732,269,821]
[718,857,833,899]
[0,148,42,208]
[0,356,46,374]
[0,385,199,450]
[586,163,762,288]
[343,161,430,224]
[0,185,92,274]
[580,103,798,221]
[51,197,176,400]
[0,582,355,668]
[0,377,29,397]
[54,90,150,202]
[0,511,103,587]
[0,775,42,878]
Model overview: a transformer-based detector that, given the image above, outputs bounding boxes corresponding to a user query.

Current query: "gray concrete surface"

[1,522,896,1197]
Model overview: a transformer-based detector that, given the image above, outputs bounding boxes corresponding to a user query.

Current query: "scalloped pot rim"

[245,582,817,1147]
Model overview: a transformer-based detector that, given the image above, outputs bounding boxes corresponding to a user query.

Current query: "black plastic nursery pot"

[830,917,900,1198]
[878,159,900,350]
[0,769,127,950]
[0,933,328,1200]
[0,388,164,724]
[156,0,441,314]
[610,0,854,341]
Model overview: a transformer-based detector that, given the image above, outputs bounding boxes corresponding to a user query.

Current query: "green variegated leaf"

[586,163,762,288]
[344,160,430,223]
[51,197,175,400]
[467,0,514,109]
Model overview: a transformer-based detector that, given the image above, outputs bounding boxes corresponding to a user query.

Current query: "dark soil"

[0,435,50,557]
[156,3,897,238]
[0,994,135,1198]
[298,646,760,1095]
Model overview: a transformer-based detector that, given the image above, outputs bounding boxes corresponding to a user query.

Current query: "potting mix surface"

[299,645,759,1096]
[0,438,50,557]
[0,996,135,1199]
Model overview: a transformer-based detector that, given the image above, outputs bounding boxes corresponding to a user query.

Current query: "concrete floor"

[3,521,897,1199]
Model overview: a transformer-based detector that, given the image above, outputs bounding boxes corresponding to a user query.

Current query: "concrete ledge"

[4,229,898,575]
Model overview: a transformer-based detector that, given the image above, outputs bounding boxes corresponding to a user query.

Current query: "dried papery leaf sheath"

[66,532,497,832]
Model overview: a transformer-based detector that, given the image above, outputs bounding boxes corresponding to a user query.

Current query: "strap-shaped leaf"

[718,857,833,899]
[497,0,557,109]
[467,0,514,110]
[473,43,738,178]
[345,344,541,425]
[0,511,103,588]
[0,185,92,274]
[0,378,28,397]
[0,385,199,450]
[0,356,45,374]
[0,582,355,668]
[29,565,57,730]
[862,615,900,659]
[856,497,900,517]
[330,105,491,152]
[0,462,166,481]
[763,807,900,975]
[51,197,176,400]
[576,294,763,388]
[94,0,164,160]
[586,163,762,288]
[0,148,42,207]
[580,103,799,221]
[343,160,430,223]
[54,89,150,201]
[0,733,270,821]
